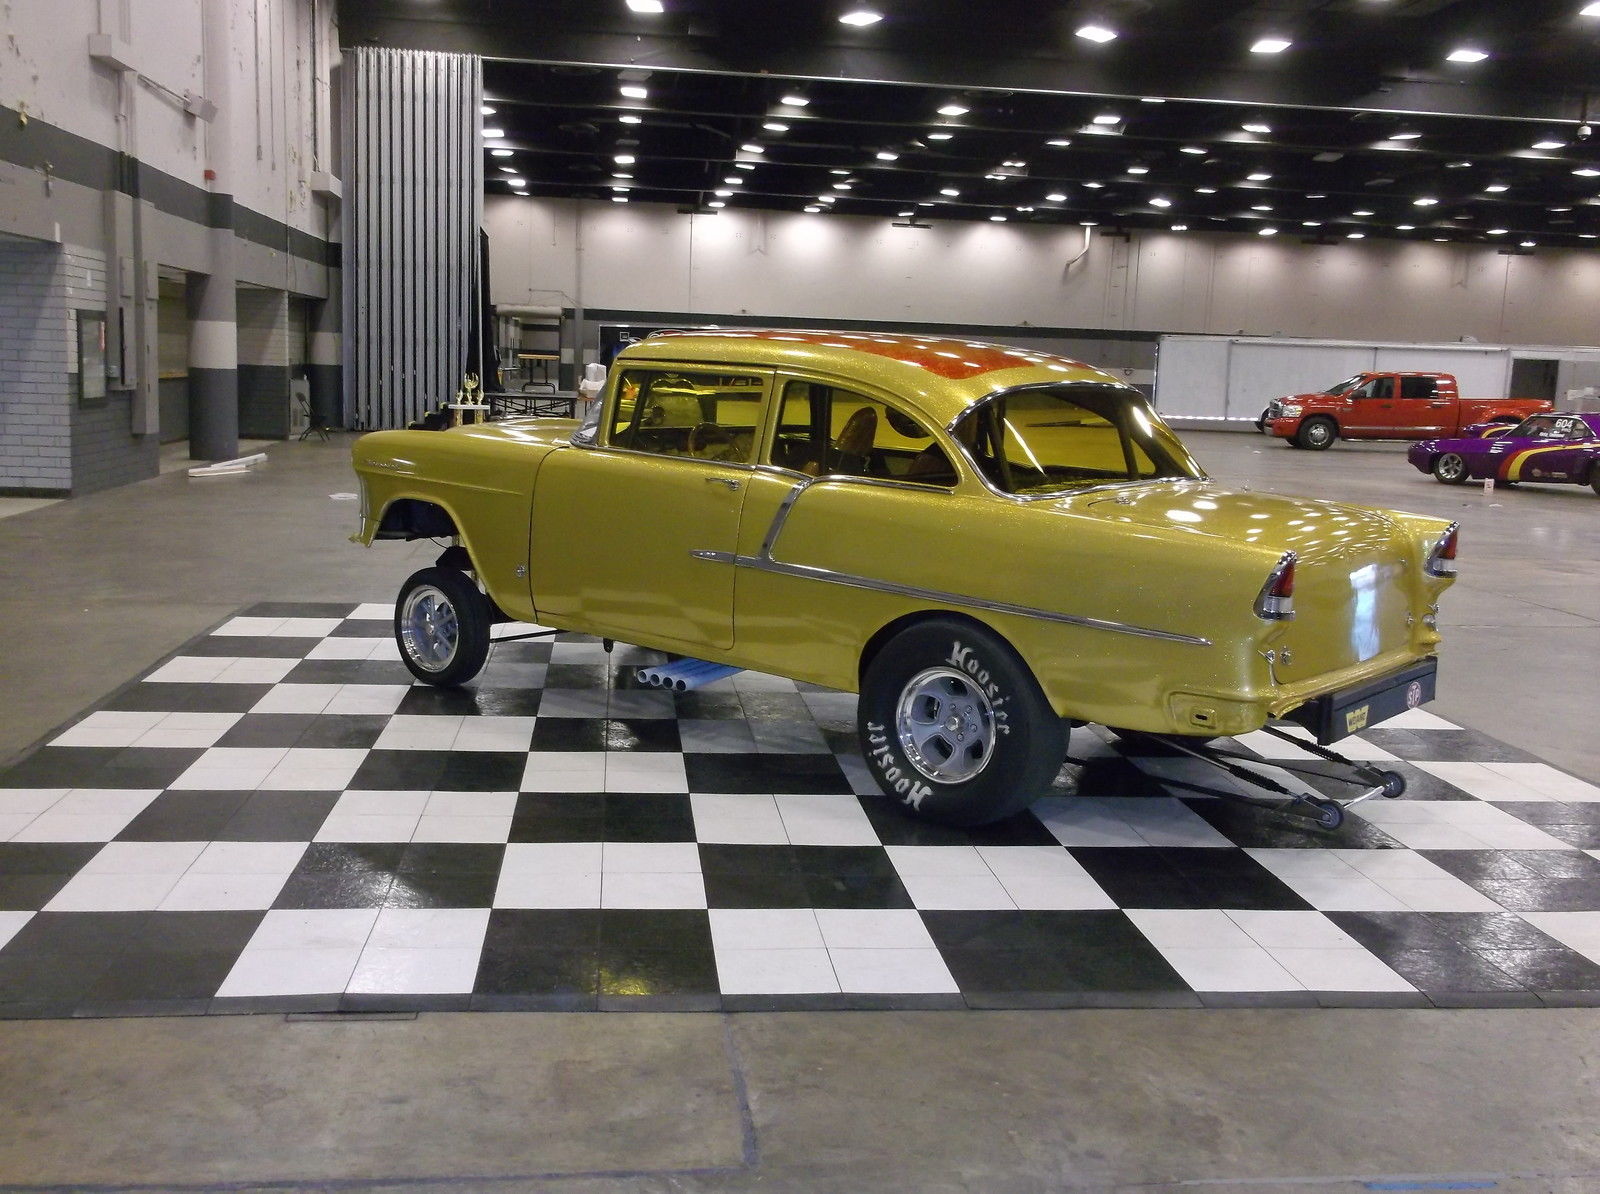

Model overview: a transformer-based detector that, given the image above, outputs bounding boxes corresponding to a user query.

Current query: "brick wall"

[64,246,158,495]
[0,238,73,494]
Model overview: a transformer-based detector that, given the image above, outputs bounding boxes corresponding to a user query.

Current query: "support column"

[191,0,238,462]
[308,291,342,427]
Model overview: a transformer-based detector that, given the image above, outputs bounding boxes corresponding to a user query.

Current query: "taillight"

[1254,553,1297,621]
[1426,523,1459,578]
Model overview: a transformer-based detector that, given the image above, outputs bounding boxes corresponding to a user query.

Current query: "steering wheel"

[688,422,739,461]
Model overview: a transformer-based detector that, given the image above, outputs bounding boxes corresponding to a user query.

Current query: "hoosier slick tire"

[857,618,1068,827]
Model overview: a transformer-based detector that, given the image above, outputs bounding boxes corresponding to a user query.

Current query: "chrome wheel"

[894,666,996,785]
[1433,452,1467,484]
[400,584,460,673]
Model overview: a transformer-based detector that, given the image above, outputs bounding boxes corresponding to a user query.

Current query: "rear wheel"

[1431,452,1468,485]
[1588,462,1600,497]
[395,566,491,687]
[858,619,1067,827]
[1295,417,1337,450]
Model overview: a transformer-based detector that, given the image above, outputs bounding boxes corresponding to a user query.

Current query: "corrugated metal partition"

[343,49,482,429]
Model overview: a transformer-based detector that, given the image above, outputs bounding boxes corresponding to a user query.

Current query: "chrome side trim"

[691,550,1211,646]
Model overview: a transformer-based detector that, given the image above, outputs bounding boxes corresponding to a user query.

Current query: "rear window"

[949,385,1203,496]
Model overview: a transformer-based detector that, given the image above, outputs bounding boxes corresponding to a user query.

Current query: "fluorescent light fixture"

[714,189,732,197]
[990,214,1007,221]
[1250,37,1291,54]
[1487,227,1508,235]
[1017,205,1034,212]
[1306,193,1326,199]
[1446,160,1473,168]
[481,105,496,116]
[1352,209,1374,216]
[1142,97,1166,104]
[1126,164,1149,174]
[723,176,744,185]
[1582,233,1598,239]
[1091,113,1121,124]
[1242,122,1271,134]
[1347,232,1365,239]
[1045,192,1067,202]
[819,195,836,203]
[619,85,648,99]
[740,144,764,153]
[708,200,726,208]
[1003,159,1026,167]
[781,94,809,106]
[985,174,1005,181]
[1521,240,1536,248]
[1079,220,1098,226]
[504,177,526,187]
[611,185,629,192]
[1180,145,1206,155]
[876,151,899,161]
[1302,221,1322,227]
[1397,224,1415,230]
[804,205,822,212]
[832,182,852,190]
[1390,129,1422,140]
[898,209,914,217]
[1075,24,1117,42]
[1195,186,1217,194]
[1446,47,1488,63]
[498,166,517,174]
[611,195,627,202]
[1583,2,1600,14]
[830,169,851,175]
[734,162,755,170]
[1170,224,1188,231]
[481,127,504,138]
[1484,184,1508,193]
[1046,138,1071,147]
[1258,227,1278,236]
[1532,139,1565,150]
[839,8,883,26]
[938,103,969,117]
[513,190,528,196]
[1246,172,1272,181]
[1150,197,1172,208]
[614,154,636,165]
[1084,181,1104,188]
[1574,167,1600,177]
[1413,196,1438,206]
[928,132,953,141]
[619,114,642,124]
[613,171,633,179]
[626,0,665,11]
[490,149,513,157]
[1251,204,1273,211]
[940,187,960,197]
[763,122,789,132]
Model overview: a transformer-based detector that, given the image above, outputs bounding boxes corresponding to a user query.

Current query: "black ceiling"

[339,0,1600,247]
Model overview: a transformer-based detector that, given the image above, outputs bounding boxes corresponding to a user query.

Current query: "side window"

[606,370,764,462]
[766,380,954,485]
[1399,376,1436,400]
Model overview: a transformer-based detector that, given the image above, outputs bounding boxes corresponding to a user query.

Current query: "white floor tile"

[131,712,245,749]
[452,717,538,752]
[1268,947,1416,992]
[604,754,688,793]
[1003,876,1120,910]
[1376,877,1504,913]
[898,872,1015,910]
[714,947,839,995]
[250,685,341,715]
[260,748,366,791]
[308,637,387,660]
[348,602,393,620]
[1519,912,1600,963]
[411,815,513,843]
[323,685,410,716]
[346,946,484,994]
[502,842,604,874]
[885,845,992,876]
[212,616,288,636]
[691,794,788,844]
[607,690,677,719]
[1378,708,1459,731]
[600,871,707,908]
[1031,798,1148,847]
[775,794,879,846]
[1126,908,1258,950]
[602,841,702,872]
[1226,910,1363,951]
[0,815,35,840]
[10,814,140,842]
[830,948,959,994]
[421,791,518,817]
[50,711,166,747]
[0,911,34,950]
[214,658,300,684]
[1413,762,1551,802]
[314,813,423,842]
[493,870,603,908]
[246,908,380,951]
[274,617,344,638]
[189,841,308,874]
[521,752,605,792]
[1480,762,1600,804]
[330,790,432,816]
[1157,946,1302,992]
[536,690,610,719]
[814,908,934,950]
[80,841,207,874]
[171,748,289,792]
[0,789,67,816]
[44,871,181,911]
[158,871,291,910]
[145,656,233,683]
[709,908,824,951]
[216,947,364,997]
[367,907,490,950]
[374,715,464,751]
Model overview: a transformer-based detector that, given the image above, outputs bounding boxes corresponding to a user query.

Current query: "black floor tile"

[294,715,392,750]
[0,873,78,912]
[460,690,545,718]
[1460,878,1600,913]
[1424,911,1568,951]
[116,911,265,953]
[294,843,408,874]
[82,949,240,1003]
[1474,947,1600,991]
[1,912,143,956]
[801,873,914,909]
[939,944,1187,994]
[96,746,208,789]
[672,691,745,720]
[603,794,696,842]
[860,801,1058,847]
[922,910,1151,954]
[116,790,253,841]
[103,683,272,714]
[347,749,449,791]
[216,714,319,748]
[0,844,101,875]
[530,718,607,751]
[183,635,314,659]
[218,791,341,840]
[474,945,599,996]
[483,909,603,951]
[736,694,812,722]
[684,752,851,794]
[1326,910,1465,954]
[384,870,499,908]
[273,872,396,909]
[1155,847,1315,911]
[599,909,713,953]
[1182,798,1404,850]
[603,719,683,753]
[282,659,411,685]
[0,951,114,1004]
[436,751,527,792]
[1371,947,1529,994]
[596,944,719,996]
[0,747,123,788]
[397,844,506,873]
[243,601,357,618]
[701,869,813,908]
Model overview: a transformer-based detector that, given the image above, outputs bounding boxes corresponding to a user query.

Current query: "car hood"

[1071,480,1406,564]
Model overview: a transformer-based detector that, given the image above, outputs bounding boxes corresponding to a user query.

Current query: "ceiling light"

[1079,220,1098,227]
[1520,240,1536,248]
[1084,181,1104,188]
[984,173,1005,181]
[876,151,899,161]
[498,166,517,174]
[613,173,633,180]
[763,122,789,133]
[1251,204,1273,212]
[614,154,636,165]
[1390,129,1422,140]
[1574,167,1600,177]
[1446,160,1473,169]
[1003,160,1026,168]
[1170,224,1188,231]
[1150,197,1172,208]
[619,85,648,99]
[708,200,726,208]
[734,162,755,170]
[1397,224,1415,230]
[1583,2,1600,14]
[804,205,822,213]
[1242,122,1271,134]
[1352,209,1374,216]
[740,144,764,153]
[714,189,732,197]
[1532,139,1565,150]
[1582,233,1598,239]
[1413,196,1438,206]
[938,103,969,117]
[481,105,496,116]
[928,132,953,141]
[1246,172,1272,182]
[990,214,1007,221]
[940,187,960,197]
[490,149,513,158]
[781,94,809,107]
[830,169,850,176]
[1302,221,1322,227]
[1258,227,1278,236]
[504,177,526,188]
[833,182,852,190]
[1195,186,1217,194]
[1016,205,1033,212]
[1046,138,1071,147]
[1250,37,1291,54]
[819,195,837,203]
[1075,24,1117,43]
[1091,113,1121,125]
[625,0,665,11]
[1551,206,1573,212]
[611,184,629,191]
[1487,228,1508,235]
[1446,48,1488,63]
[1484,184,1508,193]
[1306,194,1327,200]
[897,209,914,217]
[723,176,743,185]
[1142,97,1166,104]
[619,114,642,124]
[1346,232,1365,239]
[513,190,528,197]
[1126,165,1149,175]
[1180,145,1207,155]
[481,127,504,139]
[839,7,883,26]
[1046,192,1067,202]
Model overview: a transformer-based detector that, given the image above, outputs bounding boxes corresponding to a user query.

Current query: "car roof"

[615,329,1131,427]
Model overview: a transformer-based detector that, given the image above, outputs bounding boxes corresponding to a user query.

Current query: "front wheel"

[395,566,491,687]
[1295,417,1337,450]
[857,619,1067,827]
[1432,452,1468,485]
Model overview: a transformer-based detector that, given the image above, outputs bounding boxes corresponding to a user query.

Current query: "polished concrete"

[0,429,1597,1191]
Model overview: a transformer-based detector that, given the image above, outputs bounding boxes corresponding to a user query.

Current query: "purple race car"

[1408,413,1600,495]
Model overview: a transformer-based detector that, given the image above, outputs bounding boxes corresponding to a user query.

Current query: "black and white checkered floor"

[3,601,1599,1016]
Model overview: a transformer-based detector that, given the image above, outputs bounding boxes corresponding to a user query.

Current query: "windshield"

[950,384,1204,496]
[1324,374,1365,395]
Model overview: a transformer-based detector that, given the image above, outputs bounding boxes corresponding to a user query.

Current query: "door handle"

[705,476,742,491]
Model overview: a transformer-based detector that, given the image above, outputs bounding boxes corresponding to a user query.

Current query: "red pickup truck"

[1260,372,1552,450]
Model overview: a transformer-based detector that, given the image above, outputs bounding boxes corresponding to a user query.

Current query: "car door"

[528,366,773,651]
[1343,375,1398,436]
[1398,375,1449,436]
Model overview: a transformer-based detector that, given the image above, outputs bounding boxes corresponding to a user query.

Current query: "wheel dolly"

[1114,724,1407,830]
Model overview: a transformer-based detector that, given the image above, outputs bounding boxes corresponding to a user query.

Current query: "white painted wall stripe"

[189,319,237,371]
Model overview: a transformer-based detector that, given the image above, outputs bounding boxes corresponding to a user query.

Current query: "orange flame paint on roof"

[648,328,1091,381]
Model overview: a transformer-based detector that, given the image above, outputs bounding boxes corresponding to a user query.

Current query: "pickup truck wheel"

[858,619,1067,827]
[395,566,491,687]
[1431,452,1468,485]
[1295,417,1337,450]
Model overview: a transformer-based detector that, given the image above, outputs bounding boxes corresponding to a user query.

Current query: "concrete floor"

[0,429,1596,1192]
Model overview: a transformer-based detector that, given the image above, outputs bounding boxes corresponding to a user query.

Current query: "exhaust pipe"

[634,658,743,692]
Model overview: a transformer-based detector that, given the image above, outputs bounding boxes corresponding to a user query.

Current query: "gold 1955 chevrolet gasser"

[351,330,1458,826]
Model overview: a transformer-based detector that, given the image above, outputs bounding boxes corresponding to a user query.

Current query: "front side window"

[606,370,765,462]
[768,380,955,485]
[949,385,1203,496]
[1352,376,1396,400]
